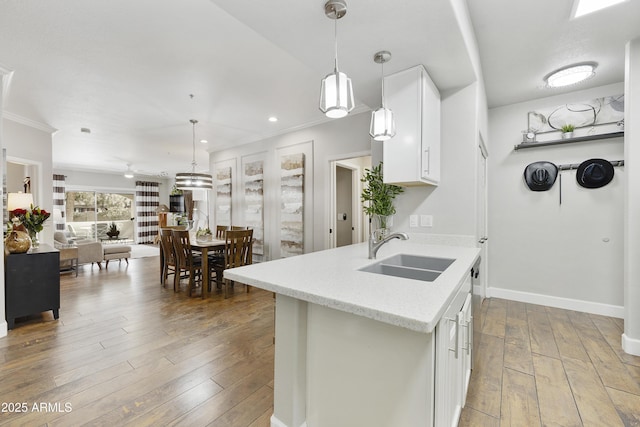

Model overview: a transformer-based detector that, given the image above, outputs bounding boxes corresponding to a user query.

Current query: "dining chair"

[159,228,178,289]
[172,229,203,297]
[213,229,253,298]
[230,225,248,230]
[216,225,228,238]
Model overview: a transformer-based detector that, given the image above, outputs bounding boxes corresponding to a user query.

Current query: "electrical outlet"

[420,215,433,227]
[409,215,418,227]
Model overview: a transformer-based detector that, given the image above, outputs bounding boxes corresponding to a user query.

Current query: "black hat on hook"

[576,158,614,189]
[524,161,558,191]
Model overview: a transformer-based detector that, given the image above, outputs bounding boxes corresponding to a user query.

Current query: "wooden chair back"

[159,228,176,267]
[216,225,228,239]
[223,229,253,269]
[172,229,194,269]
[230,226,247,231]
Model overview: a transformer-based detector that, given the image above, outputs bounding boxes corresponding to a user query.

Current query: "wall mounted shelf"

[513,131,624,151]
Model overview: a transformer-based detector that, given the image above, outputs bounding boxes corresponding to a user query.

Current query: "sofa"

[53,231,104,269]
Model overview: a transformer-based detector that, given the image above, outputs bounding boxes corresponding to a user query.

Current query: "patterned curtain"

[52,174,66,231]
[135,181,159,244]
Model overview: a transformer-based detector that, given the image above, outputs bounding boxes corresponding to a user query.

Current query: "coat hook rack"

[557,160,624,171]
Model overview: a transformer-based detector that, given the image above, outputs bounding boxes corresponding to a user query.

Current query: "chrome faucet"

[368,231,409,259]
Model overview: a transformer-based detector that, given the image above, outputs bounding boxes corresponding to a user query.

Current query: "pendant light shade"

[369,51,396,141]
[320,71,354,118]
[175,119,213,190]
[319,0,354,119]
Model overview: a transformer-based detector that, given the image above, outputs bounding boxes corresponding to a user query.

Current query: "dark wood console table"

[5,244,60,329]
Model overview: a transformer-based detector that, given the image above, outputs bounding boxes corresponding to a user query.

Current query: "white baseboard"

[622,333,640,356]
[270,414,307,427]
[0,320,6,338]
[487,287,624,318]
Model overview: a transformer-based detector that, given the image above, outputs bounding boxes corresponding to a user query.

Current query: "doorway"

[476,136,488,299]
[329,155,372,249]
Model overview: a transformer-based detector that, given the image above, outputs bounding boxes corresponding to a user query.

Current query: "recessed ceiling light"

[268,116,278,122]
[571,0,628,18]
[200,139,208,144]
[544,63,597,88]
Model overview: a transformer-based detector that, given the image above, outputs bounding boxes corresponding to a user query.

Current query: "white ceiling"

[0,0,638,178]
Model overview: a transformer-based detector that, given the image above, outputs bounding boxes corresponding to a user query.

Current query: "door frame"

[325,151,371,249]
[476,134,489,299]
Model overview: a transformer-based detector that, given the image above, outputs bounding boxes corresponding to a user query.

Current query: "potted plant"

[361,163,404,238]
[106,222,120,239]
[196,227,213,242]
[561,124,575,139]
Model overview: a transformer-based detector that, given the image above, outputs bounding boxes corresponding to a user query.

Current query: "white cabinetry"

[435,275,472,427]
[383,65,441,186]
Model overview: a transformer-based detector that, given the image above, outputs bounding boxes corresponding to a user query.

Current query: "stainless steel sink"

[358,254,455,282]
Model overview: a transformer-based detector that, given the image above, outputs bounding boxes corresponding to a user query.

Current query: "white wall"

[210,112,372,258]
[488,83,625,316]
[390,82,480,239]
[3,118,55,244]
[623,38,640,354]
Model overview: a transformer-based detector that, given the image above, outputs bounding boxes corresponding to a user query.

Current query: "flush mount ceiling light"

[124,164,134,179]
[175,119,213,190]
[369,51,396,141]
[319,0,354,119]
[544,62,597,88]
[571,0,628,18]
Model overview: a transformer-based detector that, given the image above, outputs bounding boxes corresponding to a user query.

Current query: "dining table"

[190,237,226,298]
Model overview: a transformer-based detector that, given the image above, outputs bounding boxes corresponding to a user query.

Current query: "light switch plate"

[409,215,418,227]
[420,215,433,227]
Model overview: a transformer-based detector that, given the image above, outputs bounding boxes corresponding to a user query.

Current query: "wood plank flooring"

[2,256,639,426]
[0,256,275,426]
[462,298,640,427]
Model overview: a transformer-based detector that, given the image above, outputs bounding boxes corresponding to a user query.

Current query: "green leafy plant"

[360,163,404,217]
[196,227,212,237]
[170,184,183,196]
[561,124,575,133]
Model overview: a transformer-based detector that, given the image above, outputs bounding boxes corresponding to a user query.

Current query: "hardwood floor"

[0,256,275,426]
[2,256,639,426]
[461,298,640,427]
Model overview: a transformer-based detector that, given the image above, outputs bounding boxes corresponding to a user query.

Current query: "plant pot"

[372,214,393,240]
[561,132,573,139]
[5,230,31,253]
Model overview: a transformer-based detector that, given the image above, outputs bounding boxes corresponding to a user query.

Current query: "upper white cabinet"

[383,65,441,186]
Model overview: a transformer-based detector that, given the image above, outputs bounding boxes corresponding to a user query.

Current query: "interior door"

[335,166,353,247]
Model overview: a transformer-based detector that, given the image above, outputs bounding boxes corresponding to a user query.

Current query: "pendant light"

[369,51,396,141]
[319,0,354,119]
[175,119,213,190]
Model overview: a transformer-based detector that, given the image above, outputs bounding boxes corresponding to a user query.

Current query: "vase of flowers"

[10,204,50,248]
[360,163,404,240]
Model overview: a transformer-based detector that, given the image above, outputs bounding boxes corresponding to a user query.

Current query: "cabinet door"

[420,69,440,184]
[383,65,440,186]
[460,293,473,406]
[435,300,462,427]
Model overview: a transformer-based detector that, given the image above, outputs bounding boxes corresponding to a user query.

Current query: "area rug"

[130,244,160,259]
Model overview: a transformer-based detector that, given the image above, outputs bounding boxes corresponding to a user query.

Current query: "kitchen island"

[225,239,480,427]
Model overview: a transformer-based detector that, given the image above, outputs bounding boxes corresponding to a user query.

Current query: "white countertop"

[224,240,480,334]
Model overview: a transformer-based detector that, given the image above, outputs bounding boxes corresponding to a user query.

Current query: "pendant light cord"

[334,16,339,72]
[191,119,197,173]
[380,60,385,108]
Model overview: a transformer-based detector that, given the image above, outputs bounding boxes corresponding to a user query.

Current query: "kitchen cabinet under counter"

[225,241,479,427]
